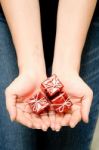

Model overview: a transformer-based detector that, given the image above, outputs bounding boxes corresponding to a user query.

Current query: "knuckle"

[5,88,8,95]
[6,103,10,112]
[5,87,10,96]
[89,88,93,99]
[28,122,33,128]
[6,106,9,112]
[5,88,11,111]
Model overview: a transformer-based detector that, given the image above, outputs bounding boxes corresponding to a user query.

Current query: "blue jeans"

[0,11,99,150]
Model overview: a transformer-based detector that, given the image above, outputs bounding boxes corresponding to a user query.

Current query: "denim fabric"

[0,10,99,150]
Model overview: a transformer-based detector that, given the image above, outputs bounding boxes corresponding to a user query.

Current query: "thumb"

[5,88,17,121]
[81,89,93,123]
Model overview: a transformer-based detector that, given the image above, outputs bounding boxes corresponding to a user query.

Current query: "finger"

[16,108,33,128]
[17,104,43,129]
[70,97,82,104]
[16,102,32,114]
[71,103,81,112]
[31,114,43,129]
[55,113,63,132]
[49,110,56,130]
[61,114,71,126]
[81,91,93,123]
[40,113,50,131]
[5,90,16,121]
[69,109,81,128]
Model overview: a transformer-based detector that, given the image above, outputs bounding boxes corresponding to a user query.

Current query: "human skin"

[0,0,50,131]
[51,0,97,131]
[0,0,97,132]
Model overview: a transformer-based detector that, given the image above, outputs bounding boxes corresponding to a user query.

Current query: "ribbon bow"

[44,75,63,94]
[53,99,72,113]
[28,94,48,112]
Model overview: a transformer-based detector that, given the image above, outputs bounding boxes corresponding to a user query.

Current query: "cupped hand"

[50,71,93,131]
[5,72,50,131]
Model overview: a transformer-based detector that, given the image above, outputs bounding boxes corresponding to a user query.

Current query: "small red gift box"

[41,74,64,97]
[28,91,50,114]
[51,92,72,113]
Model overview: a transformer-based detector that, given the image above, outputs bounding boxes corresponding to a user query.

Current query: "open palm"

[61,74,93,127]
[49,72,93,131]
[5,73,50,130]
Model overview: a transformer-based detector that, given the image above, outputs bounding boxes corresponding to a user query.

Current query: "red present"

[51,92,72,113]
[28,91,50,114]
[41,74,64,97]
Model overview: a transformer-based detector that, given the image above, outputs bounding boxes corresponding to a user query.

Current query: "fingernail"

[55,128,60,132]
[51,123,55,131]
[85,118,89,123]
[42,125,48,131]
[55,125,61,132]
[10,116,14,122]
[70,122,75,128]
[9,111,16,122]
[43,128,47,131]
[37,126,41,129]
[61,121,66,126]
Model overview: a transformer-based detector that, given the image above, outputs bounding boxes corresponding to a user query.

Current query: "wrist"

[19,64,46,75]
[53,46,82,74]
[52,59,80,76]
[52,67,79,77]
[18,60,46,78]
[18,68,47,87]
[52,67,80,86]
[18,54,46,73]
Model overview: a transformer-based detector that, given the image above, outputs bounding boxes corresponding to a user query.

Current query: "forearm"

[1,0,45,73]
[53,0,97,73]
